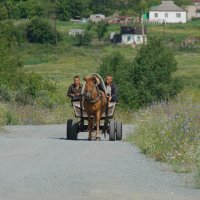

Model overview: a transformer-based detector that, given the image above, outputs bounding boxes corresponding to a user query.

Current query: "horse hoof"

[96,137,101,141]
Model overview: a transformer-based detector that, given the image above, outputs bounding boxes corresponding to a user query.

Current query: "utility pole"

[141,13,145,45]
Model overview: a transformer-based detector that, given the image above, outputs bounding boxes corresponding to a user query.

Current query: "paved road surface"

[0,125,200,200]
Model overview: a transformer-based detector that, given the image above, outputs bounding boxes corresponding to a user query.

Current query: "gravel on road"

[0,125,200,200]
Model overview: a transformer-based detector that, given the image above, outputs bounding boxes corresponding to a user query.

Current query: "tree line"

[0,0,192,21]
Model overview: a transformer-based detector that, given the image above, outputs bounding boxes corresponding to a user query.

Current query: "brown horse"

[83,76,107,140]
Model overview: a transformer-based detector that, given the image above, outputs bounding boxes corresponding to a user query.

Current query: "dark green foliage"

[99,37,182,109]
[99,52,140,109]
[133,37,181,106]
[0,3,8,20]
[75,31,92,46]
[96,22,108,40]
[14,72,56,105]
[26,18,60,45]
[1,0,191,21]
[0,35,20,86]
[0,85,13,102]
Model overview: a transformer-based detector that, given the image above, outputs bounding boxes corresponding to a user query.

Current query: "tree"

[0,3,8,20]
[132,37,181,106]
[96,22,108,40]
[99,37,182,109]
[75,31,92,46]
[99,52,139,109]
[26,17,60,45]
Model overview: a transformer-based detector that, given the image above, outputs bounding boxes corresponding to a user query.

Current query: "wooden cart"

[66,101,122,141]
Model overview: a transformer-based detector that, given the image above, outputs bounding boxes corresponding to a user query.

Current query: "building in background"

[69,29,84,37]
[89,14,105,23]
[105,16,133,25]
[149,1,187,23]
[111,26,147,46]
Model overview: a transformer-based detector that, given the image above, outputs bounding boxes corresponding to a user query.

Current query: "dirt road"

[0,125,199,200]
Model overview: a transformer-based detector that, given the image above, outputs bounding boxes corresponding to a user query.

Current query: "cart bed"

[72,102,116,118]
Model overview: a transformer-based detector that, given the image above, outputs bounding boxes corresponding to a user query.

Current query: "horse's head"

[83,76,98,102]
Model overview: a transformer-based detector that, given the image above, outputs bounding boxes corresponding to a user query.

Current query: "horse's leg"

[95,110,101,141]
[88,115,93,141]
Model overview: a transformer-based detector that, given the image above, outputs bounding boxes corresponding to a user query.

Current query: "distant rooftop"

[150,1,185,12]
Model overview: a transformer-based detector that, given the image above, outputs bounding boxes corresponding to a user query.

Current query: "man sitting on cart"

[96,75,118,102]
[105,75,118,102]
[67,75,82,102]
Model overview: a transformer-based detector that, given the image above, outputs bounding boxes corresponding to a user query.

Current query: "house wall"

[149,11,187,23]
[121,34,145,45]
[185,5,198,20]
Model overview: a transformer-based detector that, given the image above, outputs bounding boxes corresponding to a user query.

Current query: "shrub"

[26,17,60,45]
[36,90,58,109]
[0,3,8,20]
[0,36,20,86]
[5,110,19,125]
[0,85,13,102]
[75,31,92,46]
[133,37,182,106]
[96,22,108,40]
[99,37,182,109]
[99,51,139,109]
[14,72,56,105]
[15,86,34,105]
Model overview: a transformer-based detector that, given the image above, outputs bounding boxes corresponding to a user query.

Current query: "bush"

[36,90,58,109]
[15,86,34,105]
[0,36,20,86]
[75,31,92,46]
[0,3,8,20]
[96,22,109,40]
[14,72,56,105]
[99,52,139,109]
[99,37,182,109]
[133,37,182,106]
[26,17,61,45]
[0,85,13,102]
[5,110,19,125]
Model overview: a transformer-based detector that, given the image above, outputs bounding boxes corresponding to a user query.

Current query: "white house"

[149,1,187,23]
[120,27,147,45]
[89,14,105,23]
[69,29,84,37]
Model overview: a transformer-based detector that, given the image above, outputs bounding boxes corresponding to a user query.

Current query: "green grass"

[175,50,200,90]
[20,43,136,90]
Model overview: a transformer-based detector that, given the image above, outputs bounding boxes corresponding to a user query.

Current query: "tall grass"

[0,102,75,126]
[127,92,200,186]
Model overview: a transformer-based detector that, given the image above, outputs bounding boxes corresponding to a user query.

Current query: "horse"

[83,75,107,141]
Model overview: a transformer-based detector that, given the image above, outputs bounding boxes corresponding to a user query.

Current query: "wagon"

[66,72,123,141]
[67,101,122,141]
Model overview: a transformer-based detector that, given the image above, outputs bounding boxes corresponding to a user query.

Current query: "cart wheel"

[67,119,78,140]
[71,120,78,140]
[67,119,73,140]
[109,120,116,141]
[116,121,122,140]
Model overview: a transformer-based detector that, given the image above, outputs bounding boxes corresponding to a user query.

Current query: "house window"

[127,36,131,41]
[176,13,181,18]
[165,13,168,18]
[137,36,141,42]
[154,13,158,18]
